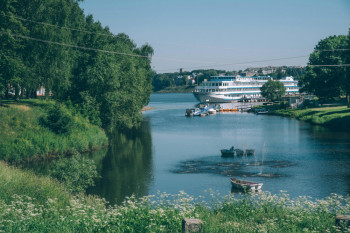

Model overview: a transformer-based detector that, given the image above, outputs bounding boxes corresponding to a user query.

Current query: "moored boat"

[245,149,255,155]
[235,149,244,156]
[221,146,235,157]
[230,177,263,191]
[208,108,217,114]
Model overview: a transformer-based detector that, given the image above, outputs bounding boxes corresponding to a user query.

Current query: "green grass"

[0,176,349,233]
[0,161,70,206]
[274,106,350,130]
[0,99,108,162]
[0,161,349,232]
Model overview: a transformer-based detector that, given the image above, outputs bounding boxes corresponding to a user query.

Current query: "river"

[87,93,350,205]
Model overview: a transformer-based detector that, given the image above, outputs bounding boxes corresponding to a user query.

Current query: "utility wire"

[1,12,120,39]
[2,13,350,53]
[156,56,310,72]
[308,64,350,67]
[0,31,151,58]
[0,31,310,67]
[3,31,349,72]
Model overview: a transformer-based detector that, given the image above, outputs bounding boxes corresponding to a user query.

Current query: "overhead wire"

[1,12,120,39]
[0,31,151,58]
[2,12,350,72]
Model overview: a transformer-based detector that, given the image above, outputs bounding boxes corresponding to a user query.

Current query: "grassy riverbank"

[274,106,350,130]
[0,99,108,162]
[1,161,349,232]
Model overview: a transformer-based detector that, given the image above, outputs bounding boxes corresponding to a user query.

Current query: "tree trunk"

[347,94,350,108]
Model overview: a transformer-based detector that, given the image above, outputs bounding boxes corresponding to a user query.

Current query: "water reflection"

[87,119,153,205]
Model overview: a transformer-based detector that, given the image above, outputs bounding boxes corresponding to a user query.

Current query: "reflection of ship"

[194,75,299,103]
[231,177,263,191]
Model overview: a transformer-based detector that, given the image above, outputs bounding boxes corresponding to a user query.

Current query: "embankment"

[0,99,108,162]
[274,106,350,131]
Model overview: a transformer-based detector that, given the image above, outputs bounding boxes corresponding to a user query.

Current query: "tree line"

[0,0,154,132]
[152,67,305,92]
[299,30,350,107]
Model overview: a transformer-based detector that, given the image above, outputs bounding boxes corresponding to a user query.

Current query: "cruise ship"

[193,75,299,103]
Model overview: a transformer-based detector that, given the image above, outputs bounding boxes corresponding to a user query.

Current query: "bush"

[47,154,99,193]
[39,104,74,134]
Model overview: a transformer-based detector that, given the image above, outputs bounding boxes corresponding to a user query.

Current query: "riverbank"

[0,99,108,162]
[0,161,349,232]
[274,105,350,131]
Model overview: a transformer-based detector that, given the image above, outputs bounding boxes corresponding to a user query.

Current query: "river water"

[87,93,350,205]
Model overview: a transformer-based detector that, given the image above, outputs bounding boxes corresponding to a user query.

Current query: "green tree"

[346,28,350,107]
[299,35,348,104]
[260,79,286,101]
[275,67,283,80]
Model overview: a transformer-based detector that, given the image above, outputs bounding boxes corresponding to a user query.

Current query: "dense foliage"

[47,154,99,193]
[152,69,226,92]
[299,34,350,106]
[0,0,153,131]
[260,79,286,101]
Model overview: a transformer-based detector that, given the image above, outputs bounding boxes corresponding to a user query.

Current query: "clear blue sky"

[79,0,350,73]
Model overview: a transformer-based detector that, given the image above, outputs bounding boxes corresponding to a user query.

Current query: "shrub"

[39,104,74,134]
[47,154,99,193]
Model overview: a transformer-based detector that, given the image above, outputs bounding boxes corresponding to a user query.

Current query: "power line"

[308,64,350,67]
[314,49,350,52]
[0,31,310,69]
[0,31,151,58]
[156,55,310,72]
[3,13,350,54]
[1,12,120,39]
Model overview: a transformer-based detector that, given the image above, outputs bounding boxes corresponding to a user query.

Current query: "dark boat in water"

[221,146,235,157]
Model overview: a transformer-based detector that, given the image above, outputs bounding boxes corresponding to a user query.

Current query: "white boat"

[207,108,217,114]
[193,76,299,103]
[230,177,263,191]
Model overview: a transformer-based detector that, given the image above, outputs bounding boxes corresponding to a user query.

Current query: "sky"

[79,0,350,73]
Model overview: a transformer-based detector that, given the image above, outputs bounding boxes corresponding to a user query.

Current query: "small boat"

[208,108,216,115]
[256,110,269,115]
[221,146,235,157]
[185,108,195,117]
[230,177,263,191]
[245,149,255,155]
[235,149,244,156]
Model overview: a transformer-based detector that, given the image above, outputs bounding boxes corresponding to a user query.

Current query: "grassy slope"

[274,106,350,130]
[0,99,108,161]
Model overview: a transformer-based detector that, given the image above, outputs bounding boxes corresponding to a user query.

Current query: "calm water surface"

[87,93,350,205]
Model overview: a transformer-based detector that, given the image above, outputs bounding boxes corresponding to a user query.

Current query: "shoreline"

[273,105,350,131]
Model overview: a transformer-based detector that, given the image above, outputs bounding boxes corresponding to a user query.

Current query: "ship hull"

[193,92,241,103]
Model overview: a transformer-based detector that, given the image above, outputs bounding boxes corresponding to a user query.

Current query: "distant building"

[179,68,184,73]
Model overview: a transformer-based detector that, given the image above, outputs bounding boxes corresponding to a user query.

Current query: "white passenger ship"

[193,75,299,103]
